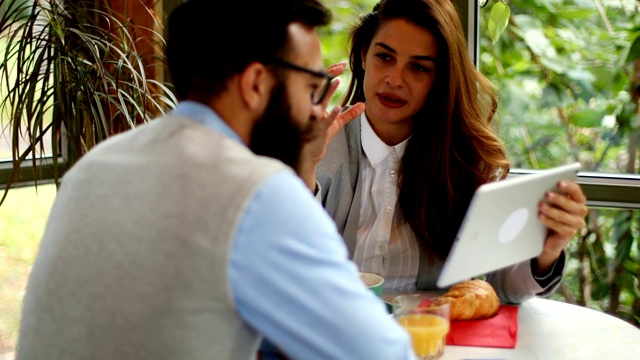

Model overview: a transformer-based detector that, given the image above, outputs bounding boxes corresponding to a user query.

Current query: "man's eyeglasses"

[264,59,334,105]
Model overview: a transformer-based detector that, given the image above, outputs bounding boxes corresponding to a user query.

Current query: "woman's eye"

[375,52,392,61]
[411,63,432,73]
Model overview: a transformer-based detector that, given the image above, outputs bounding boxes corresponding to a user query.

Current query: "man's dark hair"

[166,0,331,100]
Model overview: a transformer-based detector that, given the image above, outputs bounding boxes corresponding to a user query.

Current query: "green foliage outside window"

[478,0,639,326]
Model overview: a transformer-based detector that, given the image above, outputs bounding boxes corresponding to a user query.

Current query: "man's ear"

[239,62,273,112]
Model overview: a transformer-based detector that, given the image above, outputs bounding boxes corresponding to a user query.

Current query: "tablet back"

[436,162,581,288]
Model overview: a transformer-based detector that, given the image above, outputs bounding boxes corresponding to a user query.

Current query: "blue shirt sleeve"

[229,170,415,360]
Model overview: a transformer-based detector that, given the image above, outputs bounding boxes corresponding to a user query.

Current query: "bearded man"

[16,1,414,360]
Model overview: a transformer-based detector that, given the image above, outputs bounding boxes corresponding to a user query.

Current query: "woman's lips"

[377,93,407,108]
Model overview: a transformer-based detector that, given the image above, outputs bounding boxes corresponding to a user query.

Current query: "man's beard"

[249,83,318,171]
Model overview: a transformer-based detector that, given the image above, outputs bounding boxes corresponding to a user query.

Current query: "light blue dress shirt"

[172,102,416,360]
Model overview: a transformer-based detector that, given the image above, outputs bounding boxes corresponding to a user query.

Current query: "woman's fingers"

[320,78,342,112]
[325,62,347,77]
[318,62,348,111]
[539,180,589,253]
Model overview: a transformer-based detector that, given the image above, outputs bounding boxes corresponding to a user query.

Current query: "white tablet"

[436,162,581,288]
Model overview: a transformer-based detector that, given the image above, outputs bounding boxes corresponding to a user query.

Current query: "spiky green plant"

[0,0,177,205]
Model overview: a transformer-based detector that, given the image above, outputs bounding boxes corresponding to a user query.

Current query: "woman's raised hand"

[318,62,365,152]
[297,62,365,191]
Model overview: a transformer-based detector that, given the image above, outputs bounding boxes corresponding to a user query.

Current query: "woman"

[305,0,588,303]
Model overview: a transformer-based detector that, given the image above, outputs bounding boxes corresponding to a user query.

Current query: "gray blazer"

[316,114,564,303]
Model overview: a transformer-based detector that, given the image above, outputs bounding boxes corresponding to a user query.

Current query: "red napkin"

[446,305,518,348]
[417,299,518,348]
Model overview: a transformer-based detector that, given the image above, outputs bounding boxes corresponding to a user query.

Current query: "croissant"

[432,279,500,320]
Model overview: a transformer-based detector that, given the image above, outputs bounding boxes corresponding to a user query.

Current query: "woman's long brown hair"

[342,0,510,261]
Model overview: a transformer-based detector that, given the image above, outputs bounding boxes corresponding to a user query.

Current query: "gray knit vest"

[17,115,287,360]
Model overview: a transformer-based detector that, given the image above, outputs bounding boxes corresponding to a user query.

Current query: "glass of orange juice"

[392,294,450,360]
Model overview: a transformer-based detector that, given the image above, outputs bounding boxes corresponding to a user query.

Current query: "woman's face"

[361,18,438,142]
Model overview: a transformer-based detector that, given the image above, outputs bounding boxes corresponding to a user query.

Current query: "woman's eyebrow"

[373,42,436,62]
[411,54,437,62]
[373,42,397,54]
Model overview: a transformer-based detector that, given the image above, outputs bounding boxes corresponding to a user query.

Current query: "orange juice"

[397,313,449,357]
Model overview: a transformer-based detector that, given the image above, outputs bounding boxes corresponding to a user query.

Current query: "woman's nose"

[385,65,404,88]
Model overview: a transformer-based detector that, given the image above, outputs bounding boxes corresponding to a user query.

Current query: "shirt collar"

[360,112,409,166]
[171,100,243,145]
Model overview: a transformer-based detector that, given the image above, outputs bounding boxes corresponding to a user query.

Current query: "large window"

[456,0,640,208]
[469,0,639,323]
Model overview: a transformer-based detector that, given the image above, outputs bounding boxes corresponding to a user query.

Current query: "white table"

[439,297,640,360]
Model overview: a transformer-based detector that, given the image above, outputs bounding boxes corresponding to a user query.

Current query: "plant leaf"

[569,108,607,128]
[488,2,510,44]
[625,34,640,63]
